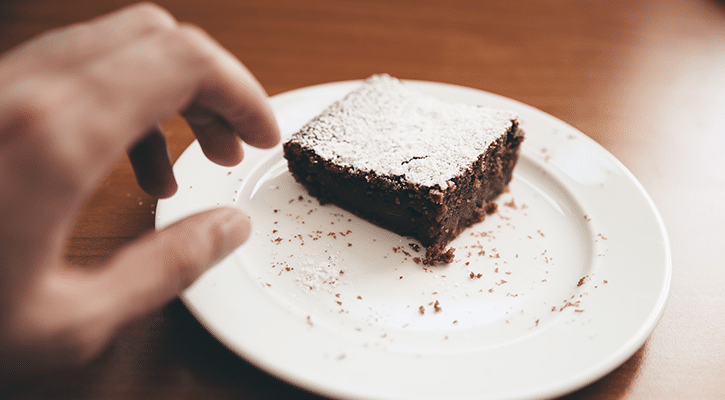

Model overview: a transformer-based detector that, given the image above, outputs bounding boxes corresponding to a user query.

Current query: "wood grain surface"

[2,0,724,398]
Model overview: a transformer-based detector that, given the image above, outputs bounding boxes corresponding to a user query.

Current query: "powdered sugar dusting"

[296,254,345,293]
[288,74,518,188]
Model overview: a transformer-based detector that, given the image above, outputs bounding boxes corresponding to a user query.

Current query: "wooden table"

[2,0,724,398]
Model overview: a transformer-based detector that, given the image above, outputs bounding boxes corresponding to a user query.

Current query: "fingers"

[3,4,280,199]
[184,54,281,151]
[127,128,178,198]
[183,104,244,166]
[79,22,280,153]
[69,20,280,183]
[99,207,251,321]
[2,207,251,368]
[0,4,276,372]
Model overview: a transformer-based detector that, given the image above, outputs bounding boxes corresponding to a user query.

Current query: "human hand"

[0,2,280,375]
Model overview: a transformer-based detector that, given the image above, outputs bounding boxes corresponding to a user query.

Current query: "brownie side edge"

[282,141,445,244]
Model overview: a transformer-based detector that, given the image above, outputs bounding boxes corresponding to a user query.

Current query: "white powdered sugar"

[288,74,518,189]
[296,254,345,293]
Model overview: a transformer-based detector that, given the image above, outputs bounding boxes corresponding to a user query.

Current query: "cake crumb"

[423,245,455,265]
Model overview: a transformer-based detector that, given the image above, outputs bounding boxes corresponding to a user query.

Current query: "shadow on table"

[558,342,647,399]
[165,300,327,400]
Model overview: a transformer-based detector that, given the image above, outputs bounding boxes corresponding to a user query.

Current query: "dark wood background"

[2,0,724,398]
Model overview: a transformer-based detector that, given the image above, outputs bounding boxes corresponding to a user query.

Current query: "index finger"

[188,53,281,150]
[67,22,280,165]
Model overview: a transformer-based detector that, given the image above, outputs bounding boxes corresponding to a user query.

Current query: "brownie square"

[283,74,524,264]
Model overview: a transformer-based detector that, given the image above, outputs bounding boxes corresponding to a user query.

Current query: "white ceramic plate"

[156,80,671,400]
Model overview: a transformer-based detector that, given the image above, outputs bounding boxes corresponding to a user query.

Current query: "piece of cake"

[283,74,524,264]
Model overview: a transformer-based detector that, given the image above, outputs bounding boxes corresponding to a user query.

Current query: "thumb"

[99,206,251,322]
[5,207,252,368]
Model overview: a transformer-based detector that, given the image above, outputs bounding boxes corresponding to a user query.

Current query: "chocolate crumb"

[423,245,455,265]
[484,202,498,214]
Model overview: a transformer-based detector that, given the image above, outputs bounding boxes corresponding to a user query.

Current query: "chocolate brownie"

[283,74,524,264]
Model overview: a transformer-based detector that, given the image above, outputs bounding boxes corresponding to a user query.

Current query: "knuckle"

[176,22,214,44]
[10,78,77,138]
[163,24,219,68]
[160,237,204,291]
[207,216,230,260]
[11,92,86,192]
[160,216,228,290]
[165,254,199,293]
[128,2,177,31]
[13,90,56,133]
